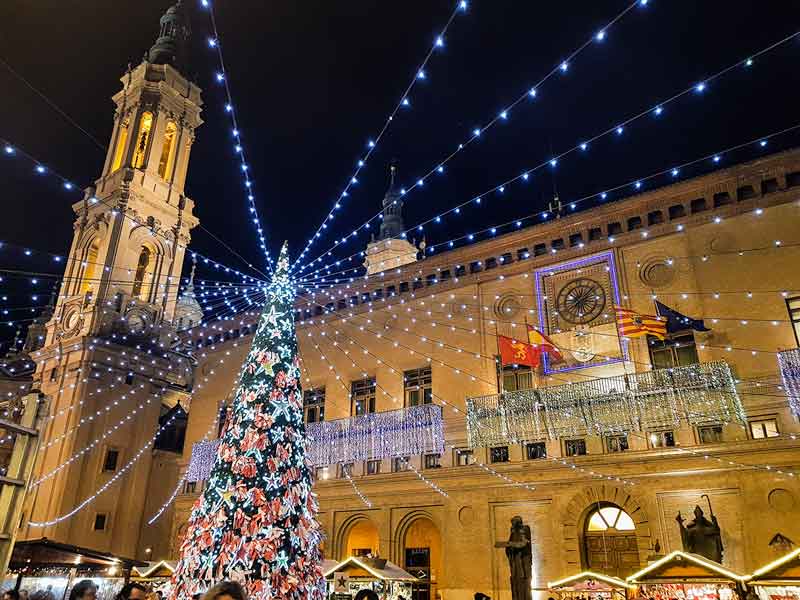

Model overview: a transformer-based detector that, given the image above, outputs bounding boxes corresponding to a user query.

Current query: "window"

[698,425,723,444]
[501,363,534,392]
[103,448,119,472]
[424,454,441,469]
[303,388,325,423]
[80,238,101,295]
[490,446,509,463]
[93,513,108,531]
[132,112,153,169]
[750,418,779,439]
[583,503,639,579]
[49,367,59,382]
[132,246,152,300]
[339,463,354,479]
[455,449,472,466]
[158,121,178,179]
[405,367,432,407]
[565,439,587,457]
[648,333,699,369]
[366,460,381,475]
[125,372,134,385]
[315,466,329,481]
[111,119,129,172]
[606,435,629,453]
[525,441,546,460]
[787,296,800,346]
[351,377,376,416]
[184,481,197,494]
[393,456,410,472]
[648,430,675,448]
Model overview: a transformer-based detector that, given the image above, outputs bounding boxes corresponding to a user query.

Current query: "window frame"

[102,447,120,472]
[339,463,354,479]
[490,446,509,464]
[404,367,433,407]
[454,448,473,466]
[393,456,411,473]
[564,438,587,457]
[423,453,441,469]
[648,429,676,448]
[749,417,780,439]
[92,512,108,532]
[786,295,800,346]
[697,424,724,444]
[498,359,534,392]
[366,459,381,475]
[647,332,699,369]
[525,441,547,460]
[351,377,376,416]
[605,434,629,453]
[303,387,326,423]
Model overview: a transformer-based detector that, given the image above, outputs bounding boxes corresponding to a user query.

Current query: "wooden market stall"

[626,551,748,600]
[747,548,800,600]
[131,561,177,594]
[548,571,635,600]
[323,556,416,600]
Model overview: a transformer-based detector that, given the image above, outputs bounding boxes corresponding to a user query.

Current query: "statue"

[494,516,532,600]
[676,495,724,563]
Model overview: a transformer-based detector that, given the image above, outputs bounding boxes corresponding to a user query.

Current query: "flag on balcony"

[655,300,710,333]
[614,306,667,339]
[527,325,563,361]
[498,334,540,368]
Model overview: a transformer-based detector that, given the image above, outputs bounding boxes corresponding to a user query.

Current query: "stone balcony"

[778,348,800,417]
[466,361,744,448]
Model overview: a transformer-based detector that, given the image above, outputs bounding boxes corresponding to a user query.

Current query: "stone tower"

[364,162,419,275]
[19,2,201,558]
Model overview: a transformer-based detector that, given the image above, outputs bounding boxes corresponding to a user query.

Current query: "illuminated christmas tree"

[170,244,324,600]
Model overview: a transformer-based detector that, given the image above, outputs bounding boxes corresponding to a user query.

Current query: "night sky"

[0,1,799,343]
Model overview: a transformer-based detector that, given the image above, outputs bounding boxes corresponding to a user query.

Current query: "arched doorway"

[342,518,379,560]
[401,517,441,600]
[582,503,640,578]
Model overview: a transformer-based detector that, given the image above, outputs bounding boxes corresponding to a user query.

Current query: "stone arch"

[393,510,442,600]
[560,485,653,575]
[334,513,380,561]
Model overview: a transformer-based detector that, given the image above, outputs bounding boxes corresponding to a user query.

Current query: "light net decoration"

[466,361,745,448]
[778,348,800,417]
[186,439,220,482]
[306,404,444,466]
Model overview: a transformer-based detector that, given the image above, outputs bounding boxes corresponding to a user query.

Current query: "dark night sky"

[0,1,799,341]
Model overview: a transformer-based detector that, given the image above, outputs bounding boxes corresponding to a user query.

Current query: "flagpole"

[495,321,503,393]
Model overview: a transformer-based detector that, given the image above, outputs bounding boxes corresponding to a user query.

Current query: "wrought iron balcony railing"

[778,348,800,417]
[466,361,745,448]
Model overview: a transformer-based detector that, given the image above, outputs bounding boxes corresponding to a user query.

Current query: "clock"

[556,278,606,324]
[125,308,151,335]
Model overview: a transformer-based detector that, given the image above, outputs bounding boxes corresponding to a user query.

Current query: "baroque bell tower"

[20,2,202,558]
[46,0,201,345]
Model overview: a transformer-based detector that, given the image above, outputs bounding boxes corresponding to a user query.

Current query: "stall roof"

[748,548,800,584]
[10,538,147,570]
[627,551,747,584]
[132,561,177,578]
[323,557,416,581]
[549,571,636,590]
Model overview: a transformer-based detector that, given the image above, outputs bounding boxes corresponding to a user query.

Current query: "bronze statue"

[676,495,724,563]
[495,516,532,600]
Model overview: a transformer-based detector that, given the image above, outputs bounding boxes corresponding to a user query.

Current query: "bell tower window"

[80,239,101,295]
[132,246,153,300]
[132,112,153,169]
[111,120,129,172]
[158,121,178,180]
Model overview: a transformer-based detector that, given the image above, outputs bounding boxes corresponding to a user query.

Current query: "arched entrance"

[401,517,441,600]
[340,517,380,560]
[581,503,640,578]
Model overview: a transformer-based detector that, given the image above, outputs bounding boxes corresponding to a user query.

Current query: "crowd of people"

[3,581,253,600]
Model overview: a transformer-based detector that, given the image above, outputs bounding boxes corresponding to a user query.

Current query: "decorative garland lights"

[778,348,800,417]
[466,361,744,448]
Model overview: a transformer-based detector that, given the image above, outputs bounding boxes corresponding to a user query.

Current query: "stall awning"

[627,551,747,584]
[748,548,800,585]
[549,571,636,591]
[323,557,416,582]
[10,538,147,571]
[132,561,177,578]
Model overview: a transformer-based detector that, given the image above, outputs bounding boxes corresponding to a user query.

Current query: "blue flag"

[654,300,710,333]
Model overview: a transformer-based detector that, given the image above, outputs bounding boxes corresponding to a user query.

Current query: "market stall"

[626,551,748,600]
[323,556,416,600]
[131,561,177,596]
[548,571,634,600]
[747,548,800,600]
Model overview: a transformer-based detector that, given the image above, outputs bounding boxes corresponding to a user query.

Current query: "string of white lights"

[28,413,178,527]
[295,30,800,279]
[290,0,472,272]
[298,123,800,284]
[199,1,273,272]
[343,468,374,508]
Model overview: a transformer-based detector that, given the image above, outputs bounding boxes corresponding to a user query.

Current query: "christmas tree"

[170,244,324,600]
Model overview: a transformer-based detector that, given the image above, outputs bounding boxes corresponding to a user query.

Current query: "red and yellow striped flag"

[614,306,667,340]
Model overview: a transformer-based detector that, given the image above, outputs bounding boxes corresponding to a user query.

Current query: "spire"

[378,160,405,240]
[186,254,197,292]
[148,1,190,68]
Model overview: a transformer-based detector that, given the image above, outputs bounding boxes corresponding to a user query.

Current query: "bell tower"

[20,2,201,558]
[46,0,201,344]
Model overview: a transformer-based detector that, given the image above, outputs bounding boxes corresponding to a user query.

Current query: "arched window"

[111,119,129,172]
[132,112,153,169]
[582,503,640,578]
[80,238,101,294]
[158,121,178,179]
[132,246,152,300]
